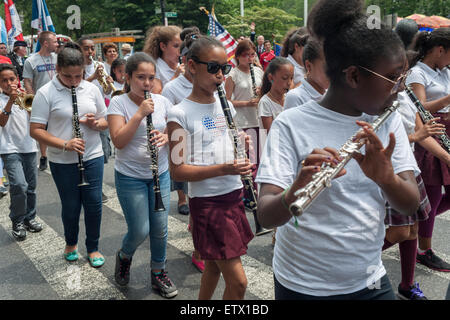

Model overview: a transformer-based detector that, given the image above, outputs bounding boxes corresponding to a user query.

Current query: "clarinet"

[144,90,165,212]
[216,83,271,236]
[405,86,450,153]
[289,100,400,217]
[249,63,258,98]
[71,86,89,187]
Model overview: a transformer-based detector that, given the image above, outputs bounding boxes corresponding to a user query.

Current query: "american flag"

[208,13,238,67]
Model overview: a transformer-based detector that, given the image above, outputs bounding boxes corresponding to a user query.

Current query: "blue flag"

[0,17,8,46]
[31,0,55,52]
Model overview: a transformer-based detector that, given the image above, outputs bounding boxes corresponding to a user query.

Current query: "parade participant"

[224,39,264,211]
[107,58,126,99]
[0,43,12,64]
[8,41,27,82]
[79,38,113,201]
[406,28,450,272]
[23,31,58,172]
[108,52,178,299]
[259,40,276,71]
[284,36,329,110]
[0,63,42,241]
[29,43,108,268]
[256,0,420,300]
[258,57,294,132]
[121,43,132,60]
[143,25,183,88]
[281,27,308,87]
[102,42,119,76]
[162,31,205,273]
[167,35,254,300]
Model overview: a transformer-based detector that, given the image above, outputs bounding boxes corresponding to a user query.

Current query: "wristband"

[281,186,299,228]
[2,109,11,115]
[281,187,291,211]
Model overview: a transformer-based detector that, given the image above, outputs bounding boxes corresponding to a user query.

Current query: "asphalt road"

[1,156,450,301]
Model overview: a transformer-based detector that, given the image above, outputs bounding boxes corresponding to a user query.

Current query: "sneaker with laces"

[24,219,43,233]
[397,282,428,300]
[12,222,26,241]
[417,249,450,272]
[39,156,47,171]
[151,270,178,298]
[114,251,132,286]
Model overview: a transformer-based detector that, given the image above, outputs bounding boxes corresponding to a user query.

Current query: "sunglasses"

[357,65,411,94]
[192,57,232,75]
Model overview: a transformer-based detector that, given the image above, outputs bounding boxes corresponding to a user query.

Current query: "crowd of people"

[0,0,449,300]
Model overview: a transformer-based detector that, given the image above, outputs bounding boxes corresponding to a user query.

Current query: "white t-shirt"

[228,66,264,129]
[107,93,171,179]
[156,57,178,87]
[84,61,108,97]
[287,54,305,85]
[0,94,38,154]
[161,74,192,105]
[255,100,418,296]
[167,97,243,198]
[22,52,57,92]
[257,94,283,129]
[396,91,418,150]
[406,62,450,113]
[30,78,106,164]
[284,79,323,110]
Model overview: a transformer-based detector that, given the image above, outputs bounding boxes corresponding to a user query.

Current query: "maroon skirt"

[189,188,254,260]
[384,175,430,226]
[414,112,450,186]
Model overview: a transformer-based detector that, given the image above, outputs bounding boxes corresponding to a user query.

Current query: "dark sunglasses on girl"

[191,56,232,75]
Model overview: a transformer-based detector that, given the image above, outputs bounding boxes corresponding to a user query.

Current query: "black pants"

[274,274,396,300]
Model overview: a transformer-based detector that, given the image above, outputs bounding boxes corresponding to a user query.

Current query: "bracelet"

[62,141,68,152]
[2,109,11,115]
[281,187,291,211]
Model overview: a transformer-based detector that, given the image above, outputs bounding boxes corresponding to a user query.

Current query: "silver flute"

[289,100,400,217]
[405,86,450,153]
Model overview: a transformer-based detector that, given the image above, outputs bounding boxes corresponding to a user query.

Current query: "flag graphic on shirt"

[4,0,24,50]
[31,0,56,52]
[206,9,238,67]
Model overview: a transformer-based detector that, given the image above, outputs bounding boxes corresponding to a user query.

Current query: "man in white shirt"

[22,31,58,172]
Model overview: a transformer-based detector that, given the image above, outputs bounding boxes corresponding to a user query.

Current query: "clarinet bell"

[78,167,90,187]
[154,192,166,212]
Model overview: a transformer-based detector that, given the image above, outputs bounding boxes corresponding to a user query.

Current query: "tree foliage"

[1,0,448,50]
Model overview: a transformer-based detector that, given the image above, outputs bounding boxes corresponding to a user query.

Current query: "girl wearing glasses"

[161,30,206,273]
[405,28,450,272]
[256,0,420,300]
[284,36,329,110]
[225,39,264,213]
[107,52,178,298]
[167,35,254,300]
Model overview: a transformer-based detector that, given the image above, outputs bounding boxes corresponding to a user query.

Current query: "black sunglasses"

[191,56,232,75]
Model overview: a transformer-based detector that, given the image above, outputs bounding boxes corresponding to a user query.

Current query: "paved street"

[1,156,450,300]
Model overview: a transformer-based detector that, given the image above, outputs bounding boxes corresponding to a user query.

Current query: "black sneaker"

[114,251,132,286]
[24,219,43,233]
[397,282,428,300]
[416,249,450,272]
[102,192,108,203]
[12,222,26,241]
[151,270,178,298]
[0,185,8,198]
[39,156,47,171]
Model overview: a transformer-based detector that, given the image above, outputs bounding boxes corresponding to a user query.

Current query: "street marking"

[0,196,126,300]
[101,182,275,299]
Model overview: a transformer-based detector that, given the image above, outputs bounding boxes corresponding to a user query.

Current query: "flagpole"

[304,0,308,26]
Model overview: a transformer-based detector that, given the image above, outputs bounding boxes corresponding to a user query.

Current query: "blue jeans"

[1,153,37,224]
[115,169,170,270]
[49,156,104,253]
